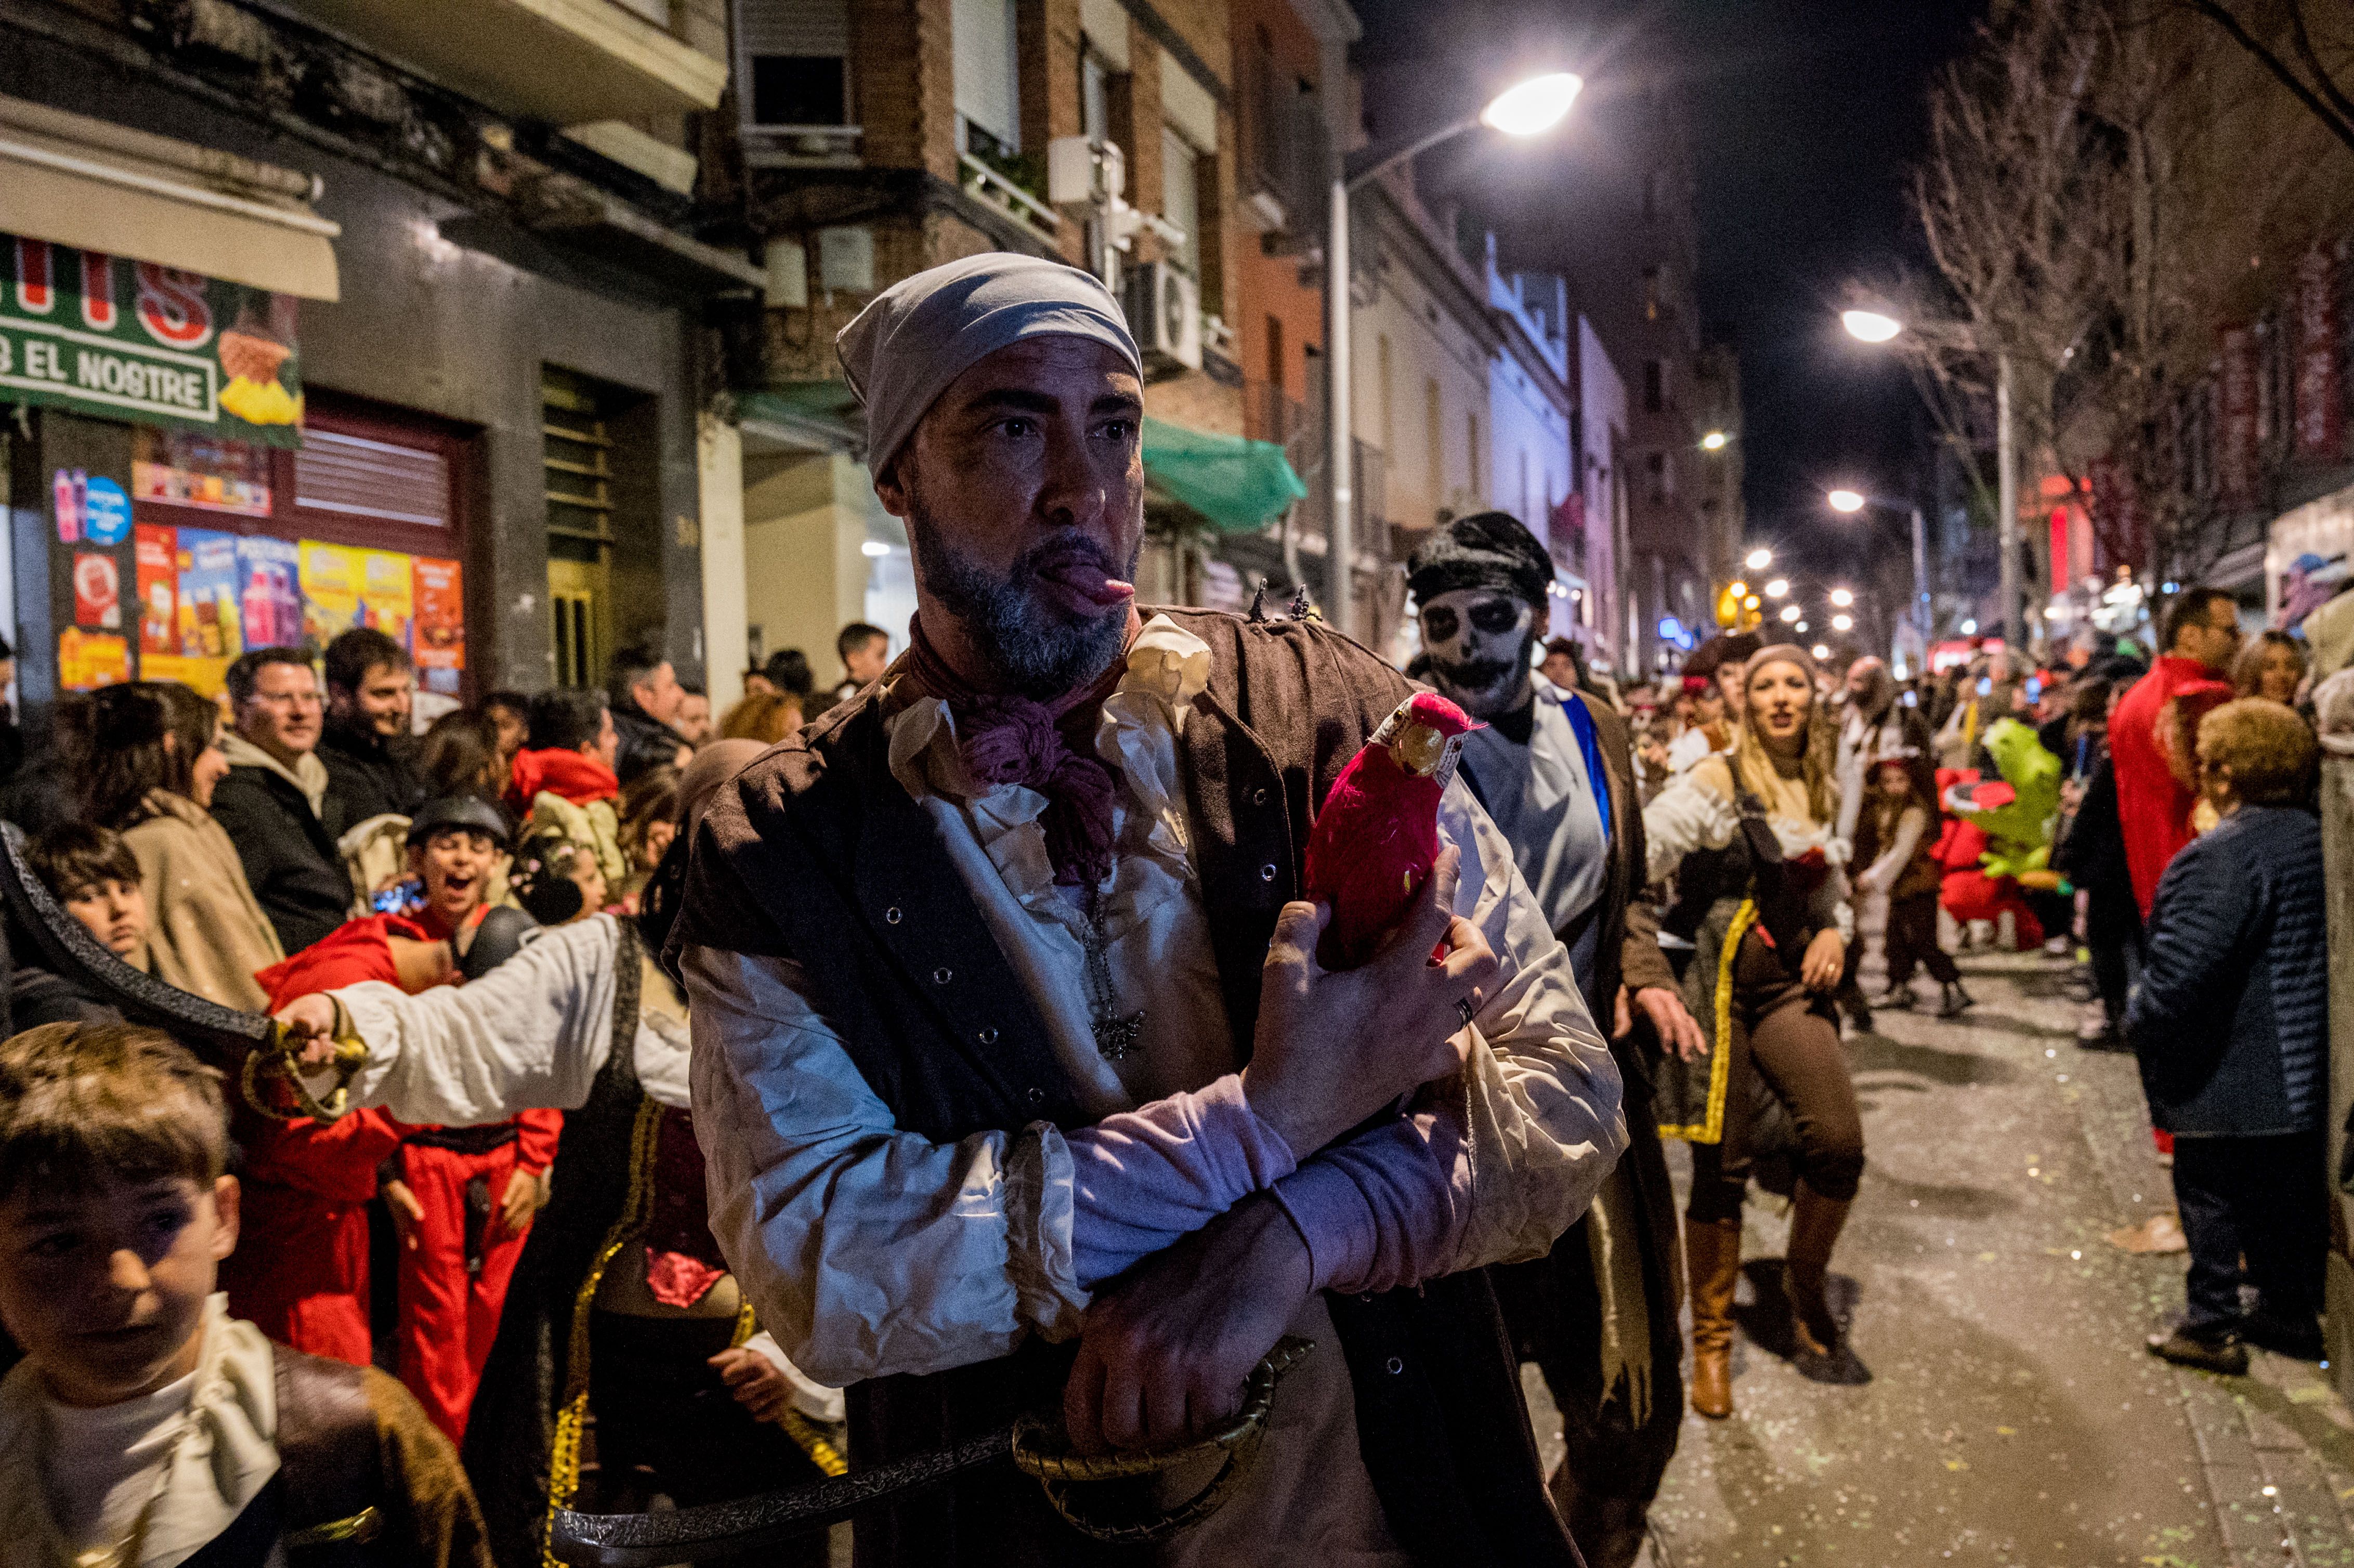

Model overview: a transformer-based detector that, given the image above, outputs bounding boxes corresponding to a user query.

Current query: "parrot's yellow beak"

[1391,721,1449,778]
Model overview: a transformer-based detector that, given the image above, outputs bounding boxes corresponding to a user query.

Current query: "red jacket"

[506,747,619,814]
[2110,655,2218,919]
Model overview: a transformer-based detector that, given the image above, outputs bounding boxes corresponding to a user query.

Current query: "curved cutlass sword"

[0,820,364,1118]
[551,1337,1316,1565]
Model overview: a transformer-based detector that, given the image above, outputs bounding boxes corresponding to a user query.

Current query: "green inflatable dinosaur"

[1942,717,2062,884]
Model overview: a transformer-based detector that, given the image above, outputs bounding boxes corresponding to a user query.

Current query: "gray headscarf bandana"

[834,253,1142,481]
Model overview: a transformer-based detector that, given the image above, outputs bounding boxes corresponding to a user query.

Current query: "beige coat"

[124,789,285,1013]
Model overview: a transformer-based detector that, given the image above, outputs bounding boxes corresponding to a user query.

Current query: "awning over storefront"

[1142,416,1306,534]
[0,95,340,300]
[738,383,865,455]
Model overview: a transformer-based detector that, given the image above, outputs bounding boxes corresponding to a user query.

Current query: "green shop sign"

[2,234,304,448]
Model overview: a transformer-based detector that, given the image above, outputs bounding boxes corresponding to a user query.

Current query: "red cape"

[506,746,619,815]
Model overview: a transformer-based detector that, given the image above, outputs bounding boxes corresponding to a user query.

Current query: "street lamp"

[1326,71,1582,640]
[1779,604,1800,623]
[1824,487,1931,657]
[1764,578,1788,598]
[1811,643,1832,661]
[1745,546,1773,571]
[1832,613,1854,632]
[1701,430,1729,451]
[1841,304,2022,651]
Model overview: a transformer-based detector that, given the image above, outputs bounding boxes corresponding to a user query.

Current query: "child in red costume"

[381,796,559,1443]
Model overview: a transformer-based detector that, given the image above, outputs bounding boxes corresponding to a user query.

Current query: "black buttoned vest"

[670,608,1578,1568]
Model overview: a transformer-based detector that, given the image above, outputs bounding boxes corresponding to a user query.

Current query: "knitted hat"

[1404,511,1553,610]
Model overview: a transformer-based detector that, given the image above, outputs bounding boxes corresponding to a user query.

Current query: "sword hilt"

[1010,1335,1315,1543]
[240,1018,369,1122]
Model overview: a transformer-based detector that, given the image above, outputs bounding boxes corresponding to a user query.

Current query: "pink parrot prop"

[1303,692,1481,970]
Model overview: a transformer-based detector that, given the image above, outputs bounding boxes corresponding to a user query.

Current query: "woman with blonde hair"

[718,690,802,744]
[67,681,283,1010]
[2231,630,2308,707]
[1643,645,1864,1417]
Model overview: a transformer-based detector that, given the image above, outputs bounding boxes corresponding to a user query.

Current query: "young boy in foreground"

[0,1021,493,1566]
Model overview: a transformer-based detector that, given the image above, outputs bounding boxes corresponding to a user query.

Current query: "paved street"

[1529,951,2354,1568]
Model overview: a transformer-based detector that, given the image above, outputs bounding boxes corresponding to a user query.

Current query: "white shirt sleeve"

[1432,778,1629,1272]
[683,943,1086,1387]
[328,914,627,1123]
[1641,763,1740,883]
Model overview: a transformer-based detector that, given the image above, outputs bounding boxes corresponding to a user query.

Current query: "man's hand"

[709,1346,797,1425]
[274,995,341,1068]
[1242,845,1497,1157]
[384,1178,424,1251]
[1800,929,1846,992]
[1064,1196,1311,1455]
[1633,986,1708,1061]
[494,1167,545,1239]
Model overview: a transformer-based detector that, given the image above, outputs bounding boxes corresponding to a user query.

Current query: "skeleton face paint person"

[1418,588,1537,722]
[1404,511,1557,724]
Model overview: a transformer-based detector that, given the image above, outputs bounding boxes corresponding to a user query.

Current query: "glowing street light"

[1796,621,1810,633]
[1744,595,1761,611]
[1827,489,1866,514]
[1701,430,1729,451]
[1745,546,1773,571]
[1829,587,1854,608]
[1841,309,1902,344]
[1764,578,1789,598]
[1780,604,1800,623]
[860,540,892,558]
[1323,71,1583,639]
[1480,72,1584,136]
[1960,618,1979,635]
[1811,644,1832,661]
[1832,613,1854,632]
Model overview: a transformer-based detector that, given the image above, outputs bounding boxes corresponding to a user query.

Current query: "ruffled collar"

[0,1295,280,1566]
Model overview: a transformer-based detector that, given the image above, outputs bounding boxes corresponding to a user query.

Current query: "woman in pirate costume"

[1642,645,1864,1419]
[271,742,834,1567]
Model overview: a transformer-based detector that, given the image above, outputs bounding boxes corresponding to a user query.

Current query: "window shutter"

[953,0,1018,151]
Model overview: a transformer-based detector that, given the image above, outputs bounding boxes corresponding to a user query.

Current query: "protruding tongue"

[1043,558,1135,607]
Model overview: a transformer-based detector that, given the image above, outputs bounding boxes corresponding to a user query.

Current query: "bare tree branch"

[2183,0,2354,154]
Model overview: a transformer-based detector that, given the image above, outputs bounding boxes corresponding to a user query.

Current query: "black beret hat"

[406,794,512,850]
[1405,511,1553,612]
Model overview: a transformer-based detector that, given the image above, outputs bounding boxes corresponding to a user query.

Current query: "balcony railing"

[960,152,1061,243]
[740,123,863,168]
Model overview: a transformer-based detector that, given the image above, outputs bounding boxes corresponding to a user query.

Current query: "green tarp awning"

[1142,416,1306,533]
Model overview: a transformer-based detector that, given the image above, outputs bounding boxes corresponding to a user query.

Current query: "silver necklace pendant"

[1093,1010,1146,1062]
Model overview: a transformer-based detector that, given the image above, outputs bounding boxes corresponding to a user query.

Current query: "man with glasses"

[2110,587,2242,922]
[211,647,357,955]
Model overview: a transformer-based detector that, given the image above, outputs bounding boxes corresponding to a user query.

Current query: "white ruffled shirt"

[681,616,1624,1564]
[1642,754,1855,942]
[0,1296,280,1568]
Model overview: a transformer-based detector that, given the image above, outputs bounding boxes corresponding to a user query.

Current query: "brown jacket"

[1572,691,1680,1011]
[124,788,283,1013]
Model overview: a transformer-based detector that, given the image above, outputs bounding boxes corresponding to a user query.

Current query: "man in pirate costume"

[663,253,1625,1566]
[1405,512,1705,1568]
[271,742,835,1568]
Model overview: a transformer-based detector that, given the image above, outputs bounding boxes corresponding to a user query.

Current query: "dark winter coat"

[210,766,357,957]
[2124,805,2328,1136]
[610,701,688,787]
[2051,751,2138,946]
[318,721,426,831]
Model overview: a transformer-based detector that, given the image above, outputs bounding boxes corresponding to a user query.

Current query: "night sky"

[1350,0,1982,586]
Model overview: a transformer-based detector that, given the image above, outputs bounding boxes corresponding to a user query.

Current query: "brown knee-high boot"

[1685,1218,1743,1419]
[1784,1179,1852,1358]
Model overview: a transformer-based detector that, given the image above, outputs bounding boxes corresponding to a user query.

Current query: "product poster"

[72,551,121,630]
[411,556,465,691]
[57,629,130,691]
[357,548,415,648]
[236,537,303,650]
[135,525,178,655]
[83,476,131,546]
[175,529,243,660]
[297,540,361,649]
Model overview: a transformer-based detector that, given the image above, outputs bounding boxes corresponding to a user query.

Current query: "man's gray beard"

[904,484,1136,700]
[1431,633,1538,719]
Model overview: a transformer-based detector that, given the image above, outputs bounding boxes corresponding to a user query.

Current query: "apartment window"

[1643,359,1664,414]
[1645,450,1668,506]
[1266,316,1285,397]
[1162,125,1201,277]
[739,0,850,126]
[953,0,1019,154]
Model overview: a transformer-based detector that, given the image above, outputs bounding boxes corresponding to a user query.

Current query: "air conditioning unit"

[1126,262,1201,374]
